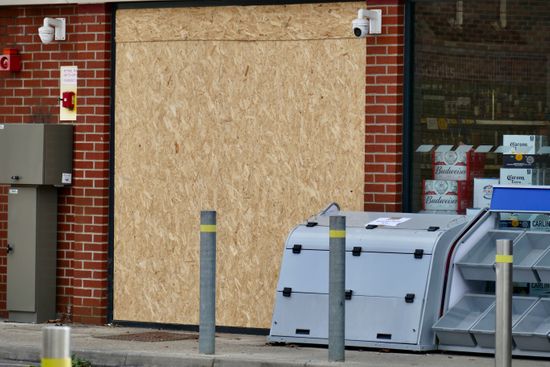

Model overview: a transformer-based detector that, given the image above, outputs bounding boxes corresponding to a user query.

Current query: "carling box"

[473,178,499,209]
[423,179,469,213]
[433,150,484,181]
[499,213,550,231]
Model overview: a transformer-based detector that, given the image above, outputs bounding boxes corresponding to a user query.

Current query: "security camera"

[38,18,66,44]
[352,9,382,37]
[352,18,369,38]
[38,25,55,44]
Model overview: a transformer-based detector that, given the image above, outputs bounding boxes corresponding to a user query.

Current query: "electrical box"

[0,124,73,186]
[7,187,57,323]
[2,123,73,323]
[268,205,468,350]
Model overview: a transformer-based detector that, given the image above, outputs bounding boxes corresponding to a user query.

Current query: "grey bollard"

[495,239,513,367]
[329,215,346,362]
[199,210,216,355]
[42,326,71,367]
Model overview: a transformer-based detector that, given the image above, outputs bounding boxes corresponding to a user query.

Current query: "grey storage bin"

[470,297,538,349]
[456,230,521,281]
[513,299,550,352]
[433,294,494,347]
[513,232,550,282]
[534,248,550,284]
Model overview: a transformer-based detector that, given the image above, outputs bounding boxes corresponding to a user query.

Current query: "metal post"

[495,239,513,367]
[42,326,71,367]
[199,210,216,355]
[328,215,345,362]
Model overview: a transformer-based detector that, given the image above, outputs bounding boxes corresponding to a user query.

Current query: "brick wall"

[364,0,405,212]
[0,4,111,324]
[0,0,407,325]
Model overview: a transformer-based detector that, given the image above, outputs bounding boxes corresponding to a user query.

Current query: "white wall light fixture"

[38,17,66,44]
[352,8,382,38]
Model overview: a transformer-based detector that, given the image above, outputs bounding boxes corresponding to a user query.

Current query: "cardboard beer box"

[473,178,499,209]
[423,179,469,213]
[499,213,531,230]
[502,154,549,169]
[499,168,542,185]
[499,213,550,231]
[502,135,547,155]
[433,150,484,181]
[530,214,550,232]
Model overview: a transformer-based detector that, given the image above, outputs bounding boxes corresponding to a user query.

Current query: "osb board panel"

[114,4,364,328]
[116,2,363,43]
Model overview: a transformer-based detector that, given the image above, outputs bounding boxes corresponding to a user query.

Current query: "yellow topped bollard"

[42,326,71,367]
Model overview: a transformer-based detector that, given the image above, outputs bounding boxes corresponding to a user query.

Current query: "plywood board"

[114,2,364,328]
[116,2,363,42]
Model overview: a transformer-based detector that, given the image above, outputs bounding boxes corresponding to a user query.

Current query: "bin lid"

[288,212,468,254]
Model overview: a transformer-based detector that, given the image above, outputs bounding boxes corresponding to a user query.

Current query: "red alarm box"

[0,48,22,72]
[61,91,75,110]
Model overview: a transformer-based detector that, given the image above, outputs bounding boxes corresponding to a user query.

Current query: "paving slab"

[0,322,550,367]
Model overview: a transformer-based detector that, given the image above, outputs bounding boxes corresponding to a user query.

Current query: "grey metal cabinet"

[1,123,73,323]
[7,186,57,323]
[0,124,73,186]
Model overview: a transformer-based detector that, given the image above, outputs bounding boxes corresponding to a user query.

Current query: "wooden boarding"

[114,2,364,328]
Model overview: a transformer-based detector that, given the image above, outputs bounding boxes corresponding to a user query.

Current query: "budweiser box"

[423,180,469,213]
[433,150,484,181]
[502,135,547,155]
[473,178,499,209]
[503,154,549,169]
[499,213,550,231]
[500,168,543,185]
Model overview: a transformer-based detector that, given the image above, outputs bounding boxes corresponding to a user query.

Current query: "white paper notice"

[366,217,411,227]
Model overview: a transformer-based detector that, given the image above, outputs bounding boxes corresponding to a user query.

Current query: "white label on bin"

[0,124,4,129]
[366,217,411,227]
[62,173,72,184]
[9,189,18,194]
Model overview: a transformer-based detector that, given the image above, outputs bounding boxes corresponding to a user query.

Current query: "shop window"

[411,0,550,216]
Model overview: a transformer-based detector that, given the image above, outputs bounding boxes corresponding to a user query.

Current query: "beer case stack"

[499,135,550,231]
[423,148,484,214]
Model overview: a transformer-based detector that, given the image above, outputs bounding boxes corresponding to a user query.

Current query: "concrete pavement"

[1,322,550,367]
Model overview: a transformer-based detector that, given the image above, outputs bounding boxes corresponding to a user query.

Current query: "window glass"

[412,0,550,216]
